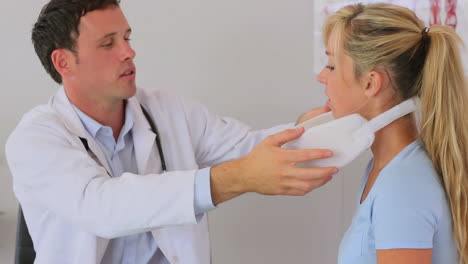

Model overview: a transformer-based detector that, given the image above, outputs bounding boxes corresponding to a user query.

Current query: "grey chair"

[15,207,35,264]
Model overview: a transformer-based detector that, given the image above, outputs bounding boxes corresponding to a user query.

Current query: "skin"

[318,29,431,263]
[317,49,369,119]
[50,5,339,207]
[52,6,136,140]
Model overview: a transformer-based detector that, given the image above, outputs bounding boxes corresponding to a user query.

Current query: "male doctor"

[5,0,338,263]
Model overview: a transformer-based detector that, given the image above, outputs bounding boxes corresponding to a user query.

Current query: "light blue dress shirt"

[72,103,215,264]
[338,141,458,264]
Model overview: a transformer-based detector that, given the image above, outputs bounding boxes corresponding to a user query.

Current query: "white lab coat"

[5,87,291,264]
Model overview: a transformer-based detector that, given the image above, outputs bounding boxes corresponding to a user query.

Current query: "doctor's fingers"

[296,105,331,125]
[287,166,338,181]
[282,177,333,196]
[282,148,334,163]
[265,127,305,147]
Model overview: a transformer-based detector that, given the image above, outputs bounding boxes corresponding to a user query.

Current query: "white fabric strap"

[366,98,417,133]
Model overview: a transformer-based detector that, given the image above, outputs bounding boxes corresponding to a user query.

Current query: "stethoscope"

[140,105,167,172]
[79,104,167,173]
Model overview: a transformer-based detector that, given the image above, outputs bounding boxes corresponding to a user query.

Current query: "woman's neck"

[370,114,418,170]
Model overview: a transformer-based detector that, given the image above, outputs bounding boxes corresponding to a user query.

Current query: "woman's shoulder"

[380,141,441,186]
[368,142,454,253]
[373,141,447,208]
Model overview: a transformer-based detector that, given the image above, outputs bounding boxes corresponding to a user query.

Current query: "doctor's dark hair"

[32,0,121,84]
[324,3,468,263]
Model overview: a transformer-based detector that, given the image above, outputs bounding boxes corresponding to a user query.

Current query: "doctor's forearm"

[209,128,337,205]
[210,159,247,205]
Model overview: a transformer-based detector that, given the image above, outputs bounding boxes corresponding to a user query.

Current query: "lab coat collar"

[51,86,88,139]
[51,87,113,175]
[51,86,157,175]
[126,97,157,174]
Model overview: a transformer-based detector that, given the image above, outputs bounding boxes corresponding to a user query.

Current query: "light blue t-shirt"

[338,141,458,264]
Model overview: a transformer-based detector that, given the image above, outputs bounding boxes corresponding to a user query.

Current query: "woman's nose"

[316,68,328,85]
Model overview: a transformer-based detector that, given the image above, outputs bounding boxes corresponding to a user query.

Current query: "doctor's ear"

[51,49,76,79]
[363,69,388,98]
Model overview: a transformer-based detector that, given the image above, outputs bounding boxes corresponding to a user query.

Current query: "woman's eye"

[102,42,113,47]
[326,65,335,71]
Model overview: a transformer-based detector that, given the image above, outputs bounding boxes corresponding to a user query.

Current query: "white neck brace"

[285,98,417,168]
[361,98,417,134]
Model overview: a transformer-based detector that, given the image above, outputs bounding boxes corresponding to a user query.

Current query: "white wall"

[0,1,369,263]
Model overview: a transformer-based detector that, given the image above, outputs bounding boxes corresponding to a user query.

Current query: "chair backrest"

[15,207,36,264]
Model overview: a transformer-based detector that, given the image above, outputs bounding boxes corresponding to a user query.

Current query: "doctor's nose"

[119,42,136,62]
[316,68,328,85]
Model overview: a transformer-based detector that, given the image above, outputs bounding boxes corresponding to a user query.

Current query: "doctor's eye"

[326,65,335,71]
[101,41,114,48]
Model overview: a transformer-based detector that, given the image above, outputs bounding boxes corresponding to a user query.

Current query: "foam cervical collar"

[284,98,417,168]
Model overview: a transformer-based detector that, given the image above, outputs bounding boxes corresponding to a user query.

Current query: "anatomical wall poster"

[313,0,468,74]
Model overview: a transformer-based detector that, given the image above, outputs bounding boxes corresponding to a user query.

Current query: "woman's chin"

[332,110,349,119]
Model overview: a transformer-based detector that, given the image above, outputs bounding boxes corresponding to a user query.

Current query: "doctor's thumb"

[296,105,331,125]
[267,127,305,147]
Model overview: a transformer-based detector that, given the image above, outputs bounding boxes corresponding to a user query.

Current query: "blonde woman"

[318,3,468,264]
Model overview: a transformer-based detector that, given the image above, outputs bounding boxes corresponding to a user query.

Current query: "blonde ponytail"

[419,26,468,264]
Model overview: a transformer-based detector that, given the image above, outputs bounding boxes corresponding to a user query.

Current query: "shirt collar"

[120,104,135,140]
[71,102,135,140]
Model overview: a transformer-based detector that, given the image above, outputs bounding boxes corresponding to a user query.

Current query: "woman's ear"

[363,69,387,98]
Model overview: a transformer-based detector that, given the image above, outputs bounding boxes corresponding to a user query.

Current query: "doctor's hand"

[295,105,330,125]
[210,127,338,205]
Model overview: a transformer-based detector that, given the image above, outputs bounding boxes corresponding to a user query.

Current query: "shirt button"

[172,256,179,263]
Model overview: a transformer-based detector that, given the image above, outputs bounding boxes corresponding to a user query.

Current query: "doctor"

[5,0,338,263]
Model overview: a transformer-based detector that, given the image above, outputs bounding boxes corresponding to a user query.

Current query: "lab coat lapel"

[51,87,113,176]
[128,98,157,174]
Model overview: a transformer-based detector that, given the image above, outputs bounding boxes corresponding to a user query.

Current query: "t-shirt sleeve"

[371,169,439,250]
